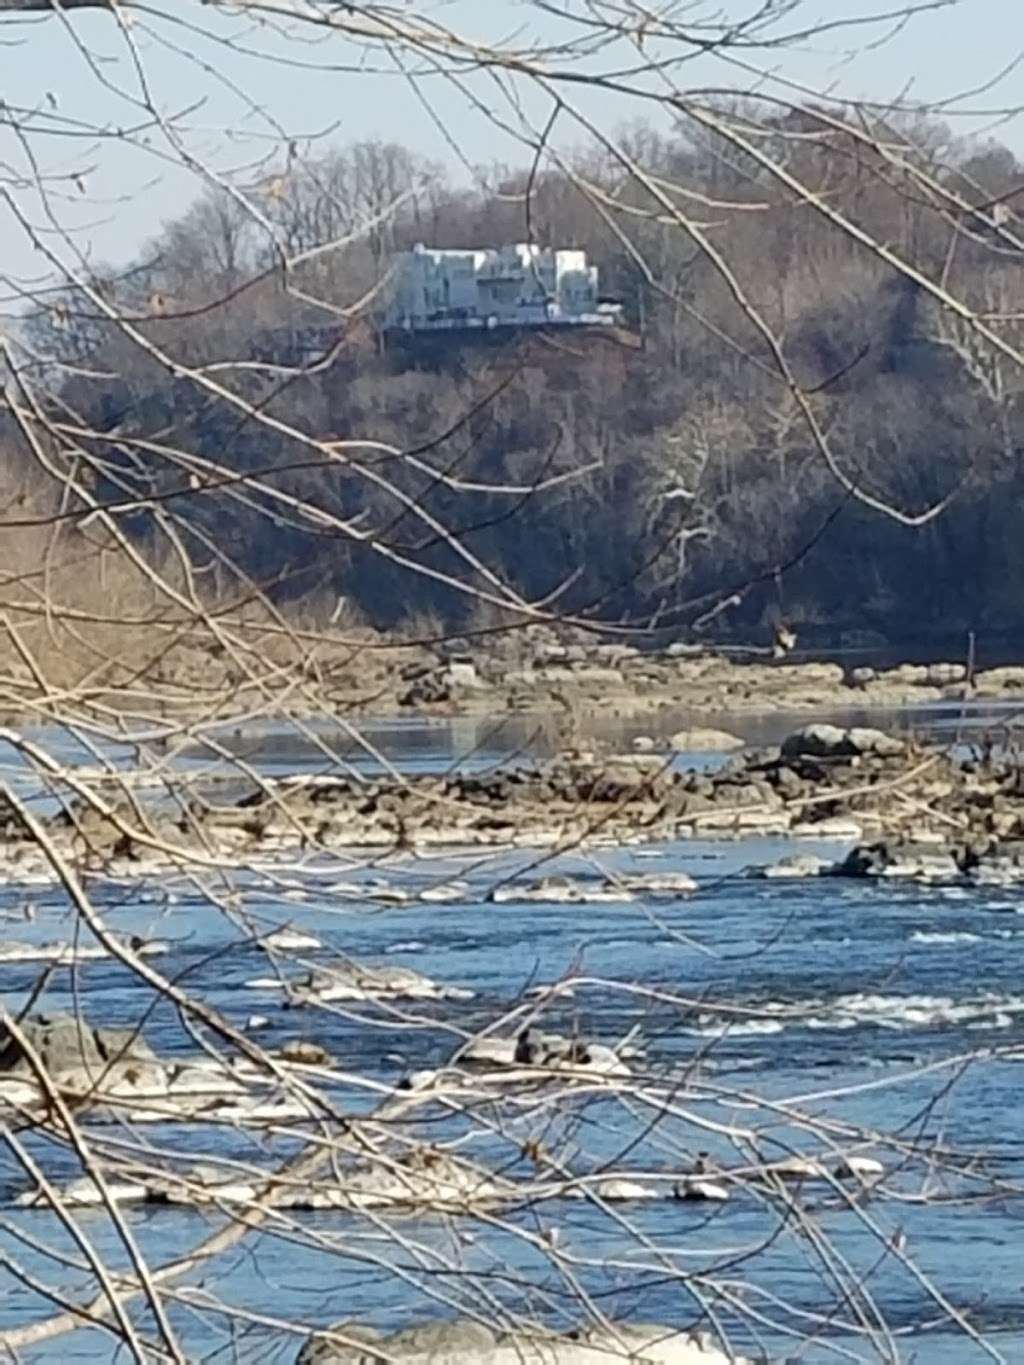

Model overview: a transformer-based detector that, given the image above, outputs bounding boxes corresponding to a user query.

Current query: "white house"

[384,242,620,333]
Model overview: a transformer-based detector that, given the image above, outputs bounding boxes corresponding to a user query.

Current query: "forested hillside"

[12,113,1024,647]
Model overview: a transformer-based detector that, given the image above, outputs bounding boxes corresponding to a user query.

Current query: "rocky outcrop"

[456,1029,631,1078]
[490,871,697,904]
[17,1148,514,1215]
[245,961,475,1003]
[781,724,906,760]
[296,1318,749,1365]
[0,1013,166,1097]
[7,721,1024,868]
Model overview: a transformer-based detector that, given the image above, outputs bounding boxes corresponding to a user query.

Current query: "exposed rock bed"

[396,635,1024,720]
[296,1316,749,1364]
[5,720,1024,873]
[0,1012,327,1124]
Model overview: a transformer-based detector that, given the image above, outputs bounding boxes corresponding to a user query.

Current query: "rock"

[758,854,829,879]
[261,928,322,952]
[0,936,166,965]
[973,666,1024,693]
[834,1155,884,1180]
[377,1321,497,1357]
[585,1178,659,1202]
[279,1040,331,1067]
[848,666,876,687]
[632,735,657,753]
[790,817,864,839]
[620,871,698,895]
[927,662,967,685]
[831,842,961,882]
[297,1318,747,1364]
[445,657,486,691]
[299,964,474,1003]
[782,724,905,760]
[668,728,744,753]
[675,1178,730,1203]
[457,1033,629,1077]
[781,724,852,758]
[515,1027,591,1067]
[0,1014,167,1096]
[417,881,468,903]
[846,727,906,757]
[490,876,633,905]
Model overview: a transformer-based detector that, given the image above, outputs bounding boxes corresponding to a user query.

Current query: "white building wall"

[385,242,614,331]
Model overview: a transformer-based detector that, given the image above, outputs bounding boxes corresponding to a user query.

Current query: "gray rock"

[848,666,876,687]
[927,662,967,685]
[781,723,852,758]
[668,728,744,753]
[759,854,829,879]
[0,1014,164,1094]
[297,1323,385,1364]
[781,724,904,760]
[832,842,961,882]
[846,727,906,757]
[296,1318,746,1364]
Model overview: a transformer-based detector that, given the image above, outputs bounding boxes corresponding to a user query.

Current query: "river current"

[1,713,1022,1363]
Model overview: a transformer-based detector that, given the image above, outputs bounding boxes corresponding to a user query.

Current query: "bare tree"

[1,3,1023,1362]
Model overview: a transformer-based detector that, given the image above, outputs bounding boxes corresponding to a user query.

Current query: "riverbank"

[5,620,1024,730]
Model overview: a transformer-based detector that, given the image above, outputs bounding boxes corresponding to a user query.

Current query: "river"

[1,712,1022,1363]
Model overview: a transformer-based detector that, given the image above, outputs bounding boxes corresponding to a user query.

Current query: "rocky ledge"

[3,719,1024,873]
[396,631,1024,720]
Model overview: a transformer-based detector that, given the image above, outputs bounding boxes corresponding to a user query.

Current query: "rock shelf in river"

[5,721,1024,874]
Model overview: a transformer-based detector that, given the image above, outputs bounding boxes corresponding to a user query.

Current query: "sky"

[2,0,1024,298]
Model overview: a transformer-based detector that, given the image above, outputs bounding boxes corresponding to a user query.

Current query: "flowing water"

[1,714,1023,1363]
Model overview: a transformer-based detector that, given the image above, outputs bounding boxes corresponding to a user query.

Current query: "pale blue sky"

[2,0,1023,296]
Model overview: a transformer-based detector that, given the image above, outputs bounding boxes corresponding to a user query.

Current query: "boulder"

[831,842,961,882]
[927,662,967,686]
[457,1032,629,1077]
[0,1014,167,1096]
[846,727,906,758]
[297,1318,747,1364]
[668,728,744,753]
[758,854,829,879]
[262,962,474,1004]
[781,724,851,758]
[781,724,905,760]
